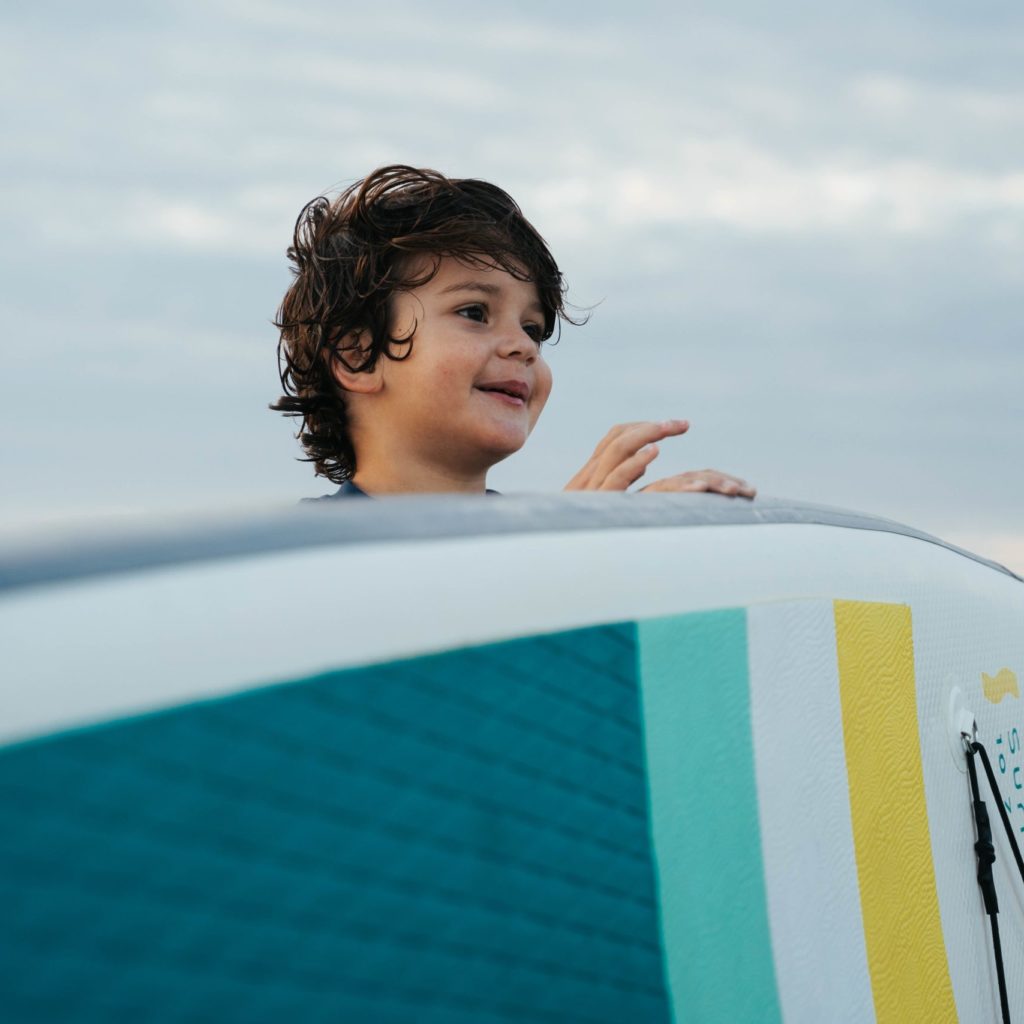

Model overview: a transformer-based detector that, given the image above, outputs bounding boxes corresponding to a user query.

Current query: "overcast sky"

[2,1,1022,569]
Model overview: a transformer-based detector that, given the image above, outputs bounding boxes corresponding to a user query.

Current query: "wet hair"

[272,164,578,484]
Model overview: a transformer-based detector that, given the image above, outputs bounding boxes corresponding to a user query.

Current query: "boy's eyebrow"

[439,279,544,316]
[439,280,501,296]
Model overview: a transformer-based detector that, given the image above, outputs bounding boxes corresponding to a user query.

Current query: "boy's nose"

[496,324,535,362]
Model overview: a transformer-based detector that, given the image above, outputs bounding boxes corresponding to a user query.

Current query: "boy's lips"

[474,379,531,405]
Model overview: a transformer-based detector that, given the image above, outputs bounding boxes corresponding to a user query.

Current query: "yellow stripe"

[834,600,957,1023]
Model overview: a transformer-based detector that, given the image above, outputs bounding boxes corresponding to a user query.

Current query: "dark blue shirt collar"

[308,480,500,500]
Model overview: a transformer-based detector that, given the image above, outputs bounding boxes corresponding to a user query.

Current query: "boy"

[273,165,755,499]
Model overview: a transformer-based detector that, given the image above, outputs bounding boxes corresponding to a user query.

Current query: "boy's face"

[365,255,553,475]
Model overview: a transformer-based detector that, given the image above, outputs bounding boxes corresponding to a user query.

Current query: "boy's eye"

[457,304,487,323]
[456,304,544,345]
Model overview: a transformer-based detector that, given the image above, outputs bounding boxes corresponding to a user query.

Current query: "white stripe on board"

[748,601,875,1023]
[2,523,1021,746]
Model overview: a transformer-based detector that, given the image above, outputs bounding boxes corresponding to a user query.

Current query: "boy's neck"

[351,462,489,495]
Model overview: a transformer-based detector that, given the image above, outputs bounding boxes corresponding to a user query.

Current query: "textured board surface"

[0,625,670,1023]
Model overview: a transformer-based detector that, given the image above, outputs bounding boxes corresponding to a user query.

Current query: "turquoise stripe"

[638,610,781,1024]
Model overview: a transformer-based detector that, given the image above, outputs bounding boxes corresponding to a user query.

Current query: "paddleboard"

[2,495,1021,1022]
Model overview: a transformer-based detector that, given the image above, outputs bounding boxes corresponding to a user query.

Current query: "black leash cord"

[973,741,1024,888]
[967,740,1012,1024]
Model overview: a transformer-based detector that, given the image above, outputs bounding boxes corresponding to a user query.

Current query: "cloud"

[5,2,1023,259]
[215,0,617,57]
[522,146,1024,242]
[14,140,1019,261]
[140,200,235,248]
[851,73,1024,128]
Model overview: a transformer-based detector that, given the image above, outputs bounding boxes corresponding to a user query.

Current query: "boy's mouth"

[475,380,530,406]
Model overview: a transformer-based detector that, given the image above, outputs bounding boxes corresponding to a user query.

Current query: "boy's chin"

[466,437,526,472]
[480,430,529,460]
[468,418,530,454]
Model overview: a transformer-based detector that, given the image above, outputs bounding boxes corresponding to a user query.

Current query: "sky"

[2,1,1022,570]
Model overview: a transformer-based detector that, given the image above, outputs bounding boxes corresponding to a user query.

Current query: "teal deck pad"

[638,609,782,1024]
[0,623,671,1023]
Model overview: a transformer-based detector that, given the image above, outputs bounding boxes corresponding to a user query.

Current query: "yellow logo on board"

[982,668,1020,704]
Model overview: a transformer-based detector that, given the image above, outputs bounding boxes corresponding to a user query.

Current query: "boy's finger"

[589,421,644,460]
[641,476,707,493]
[600,420,688,471]
[566,421,692,490]
[601,444,660,490]
[727,482,757,497]
[592,419,689,461]
[705,472,756,498]
[643,472,756,498]
[679,477,711,492]
[679,469,755,497]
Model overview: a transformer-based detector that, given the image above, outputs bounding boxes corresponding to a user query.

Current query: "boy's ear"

[326,330,383,395]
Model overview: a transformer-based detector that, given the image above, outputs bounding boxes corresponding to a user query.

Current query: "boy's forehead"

[424,254,539,298]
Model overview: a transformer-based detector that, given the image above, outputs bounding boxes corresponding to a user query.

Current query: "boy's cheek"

[529,390,551,431]
[532,364,553,417]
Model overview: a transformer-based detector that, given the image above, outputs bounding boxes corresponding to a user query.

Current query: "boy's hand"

[563,419,756,498]
[637,470,756,496]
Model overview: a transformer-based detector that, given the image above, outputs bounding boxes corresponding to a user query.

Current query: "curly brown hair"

[272,164,578,484]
